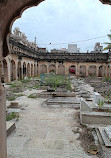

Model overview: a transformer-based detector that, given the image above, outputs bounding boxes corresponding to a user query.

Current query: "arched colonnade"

[1,55,38,82]
[38,62,111,78]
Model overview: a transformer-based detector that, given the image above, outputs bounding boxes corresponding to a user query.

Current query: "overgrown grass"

[7,96,17,101]
[16,94,24,97]
[6,112,19,121]
[33,84,40,89]
[7,94,24,101]
[28,93,37,99]
[103,77,111,82]
[44,74,72,91]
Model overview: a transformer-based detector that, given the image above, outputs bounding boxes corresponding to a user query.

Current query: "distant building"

[38,48,47,53]
[94,42,103,53]
[51,48,67,53]
[68,44,80,53]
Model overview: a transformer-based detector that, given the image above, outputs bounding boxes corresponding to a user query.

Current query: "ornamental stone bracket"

[0,0,44,58]
[99,0,111,4]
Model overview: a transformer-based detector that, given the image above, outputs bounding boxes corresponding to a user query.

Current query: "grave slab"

[98,127,111,147]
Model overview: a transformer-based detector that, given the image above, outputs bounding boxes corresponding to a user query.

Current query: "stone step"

[47,98,80,104]
[6,121,16,137]
[47,104,80,108]
[95,128,104,145]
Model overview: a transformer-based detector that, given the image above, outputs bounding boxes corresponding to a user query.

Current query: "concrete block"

[80,98,92,112]
[6,121,16,137]
[93,92,104,106]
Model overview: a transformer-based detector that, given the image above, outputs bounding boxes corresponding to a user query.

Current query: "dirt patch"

[77,127,101,157]
[84,77,111,98]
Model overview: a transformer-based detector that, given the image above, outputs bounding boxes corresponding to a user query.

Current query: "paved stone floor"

[7,91,97,158]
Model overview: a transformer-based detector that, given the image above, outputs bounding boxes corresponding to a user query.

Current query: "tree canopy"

[104,31,111,51]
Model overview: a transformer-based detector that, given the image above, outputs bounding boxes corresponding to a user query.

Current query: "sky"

[12,0,111,52]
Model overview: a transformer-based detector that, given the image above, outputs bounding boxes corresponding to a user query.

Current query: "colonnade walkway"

[7,89,97,158]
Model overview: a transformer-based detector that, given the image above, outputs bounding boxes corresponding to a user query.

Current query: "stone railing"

[9,36,109,62]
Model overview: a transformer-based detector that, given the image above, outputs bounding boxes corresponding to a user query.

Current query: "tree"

[104,31,111,51]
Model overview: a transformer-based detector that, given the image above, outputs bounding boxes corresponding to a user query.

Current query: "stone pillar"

[76,63,79,77]
[110,65,111,77]
[105,65,107,77]
[65,67,69,76]
[56,62,59,74]
[86,66,89,77]
[21,62,23,79]
[0,60,7,158]
[15,62,18,80]
[7,58,11,82]
[96,66,99,77]
[37,63,40,75]
[47,64,49,74]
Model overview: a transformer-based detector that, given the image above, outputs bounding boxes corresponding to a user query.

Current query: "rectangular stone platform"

[39,91,76,98]
[46,97,80,108]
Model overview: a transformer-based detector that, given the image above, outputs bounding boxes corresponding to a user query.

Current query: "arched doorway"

[11,60,16,81]
[18,61,22,80]
[2,59,8,82]
[69,65,76,75]
[27,63,31,77]
[79,65,86,77]
[31,64,34,77]
[34,64,36,76]
[99,65,105,77]
[49,64,56,73]
[23,62,26,77]
[58,64,65,74]
[107,65,111,77]
[40,64,47,74]
[88,65,96,77]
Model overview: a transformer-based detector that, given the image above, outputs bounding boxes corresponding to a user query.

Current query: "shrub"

[6,112,19,121]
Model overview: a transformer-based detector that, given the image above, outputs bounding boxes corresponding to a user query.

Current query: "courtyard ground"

[6,76,111,158]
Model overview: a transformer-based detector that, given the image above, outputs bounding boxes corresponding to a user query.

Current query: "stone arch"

[69,65,76,75]
[40,64,47,74]
[2,59,8,82]
[88,65,96,77]
[58,64,65,74]
[27,63,31,77]
[11,59,16,81]
[79,65,86,77]
[1,0,45,58]
[23,62,26,77]
[49,64,56,73]
[18,61,22,80]
[99,65,105,77]
[31,63,34,77]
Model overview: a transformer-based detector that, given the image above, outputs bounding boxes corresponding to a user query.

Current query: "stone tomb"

[80,92,111,125]
[7,102,19,108]
[44,97,80,108]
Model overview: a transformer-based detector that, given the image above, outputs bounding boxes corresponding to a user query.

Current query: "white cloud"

[12,0,111,52]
